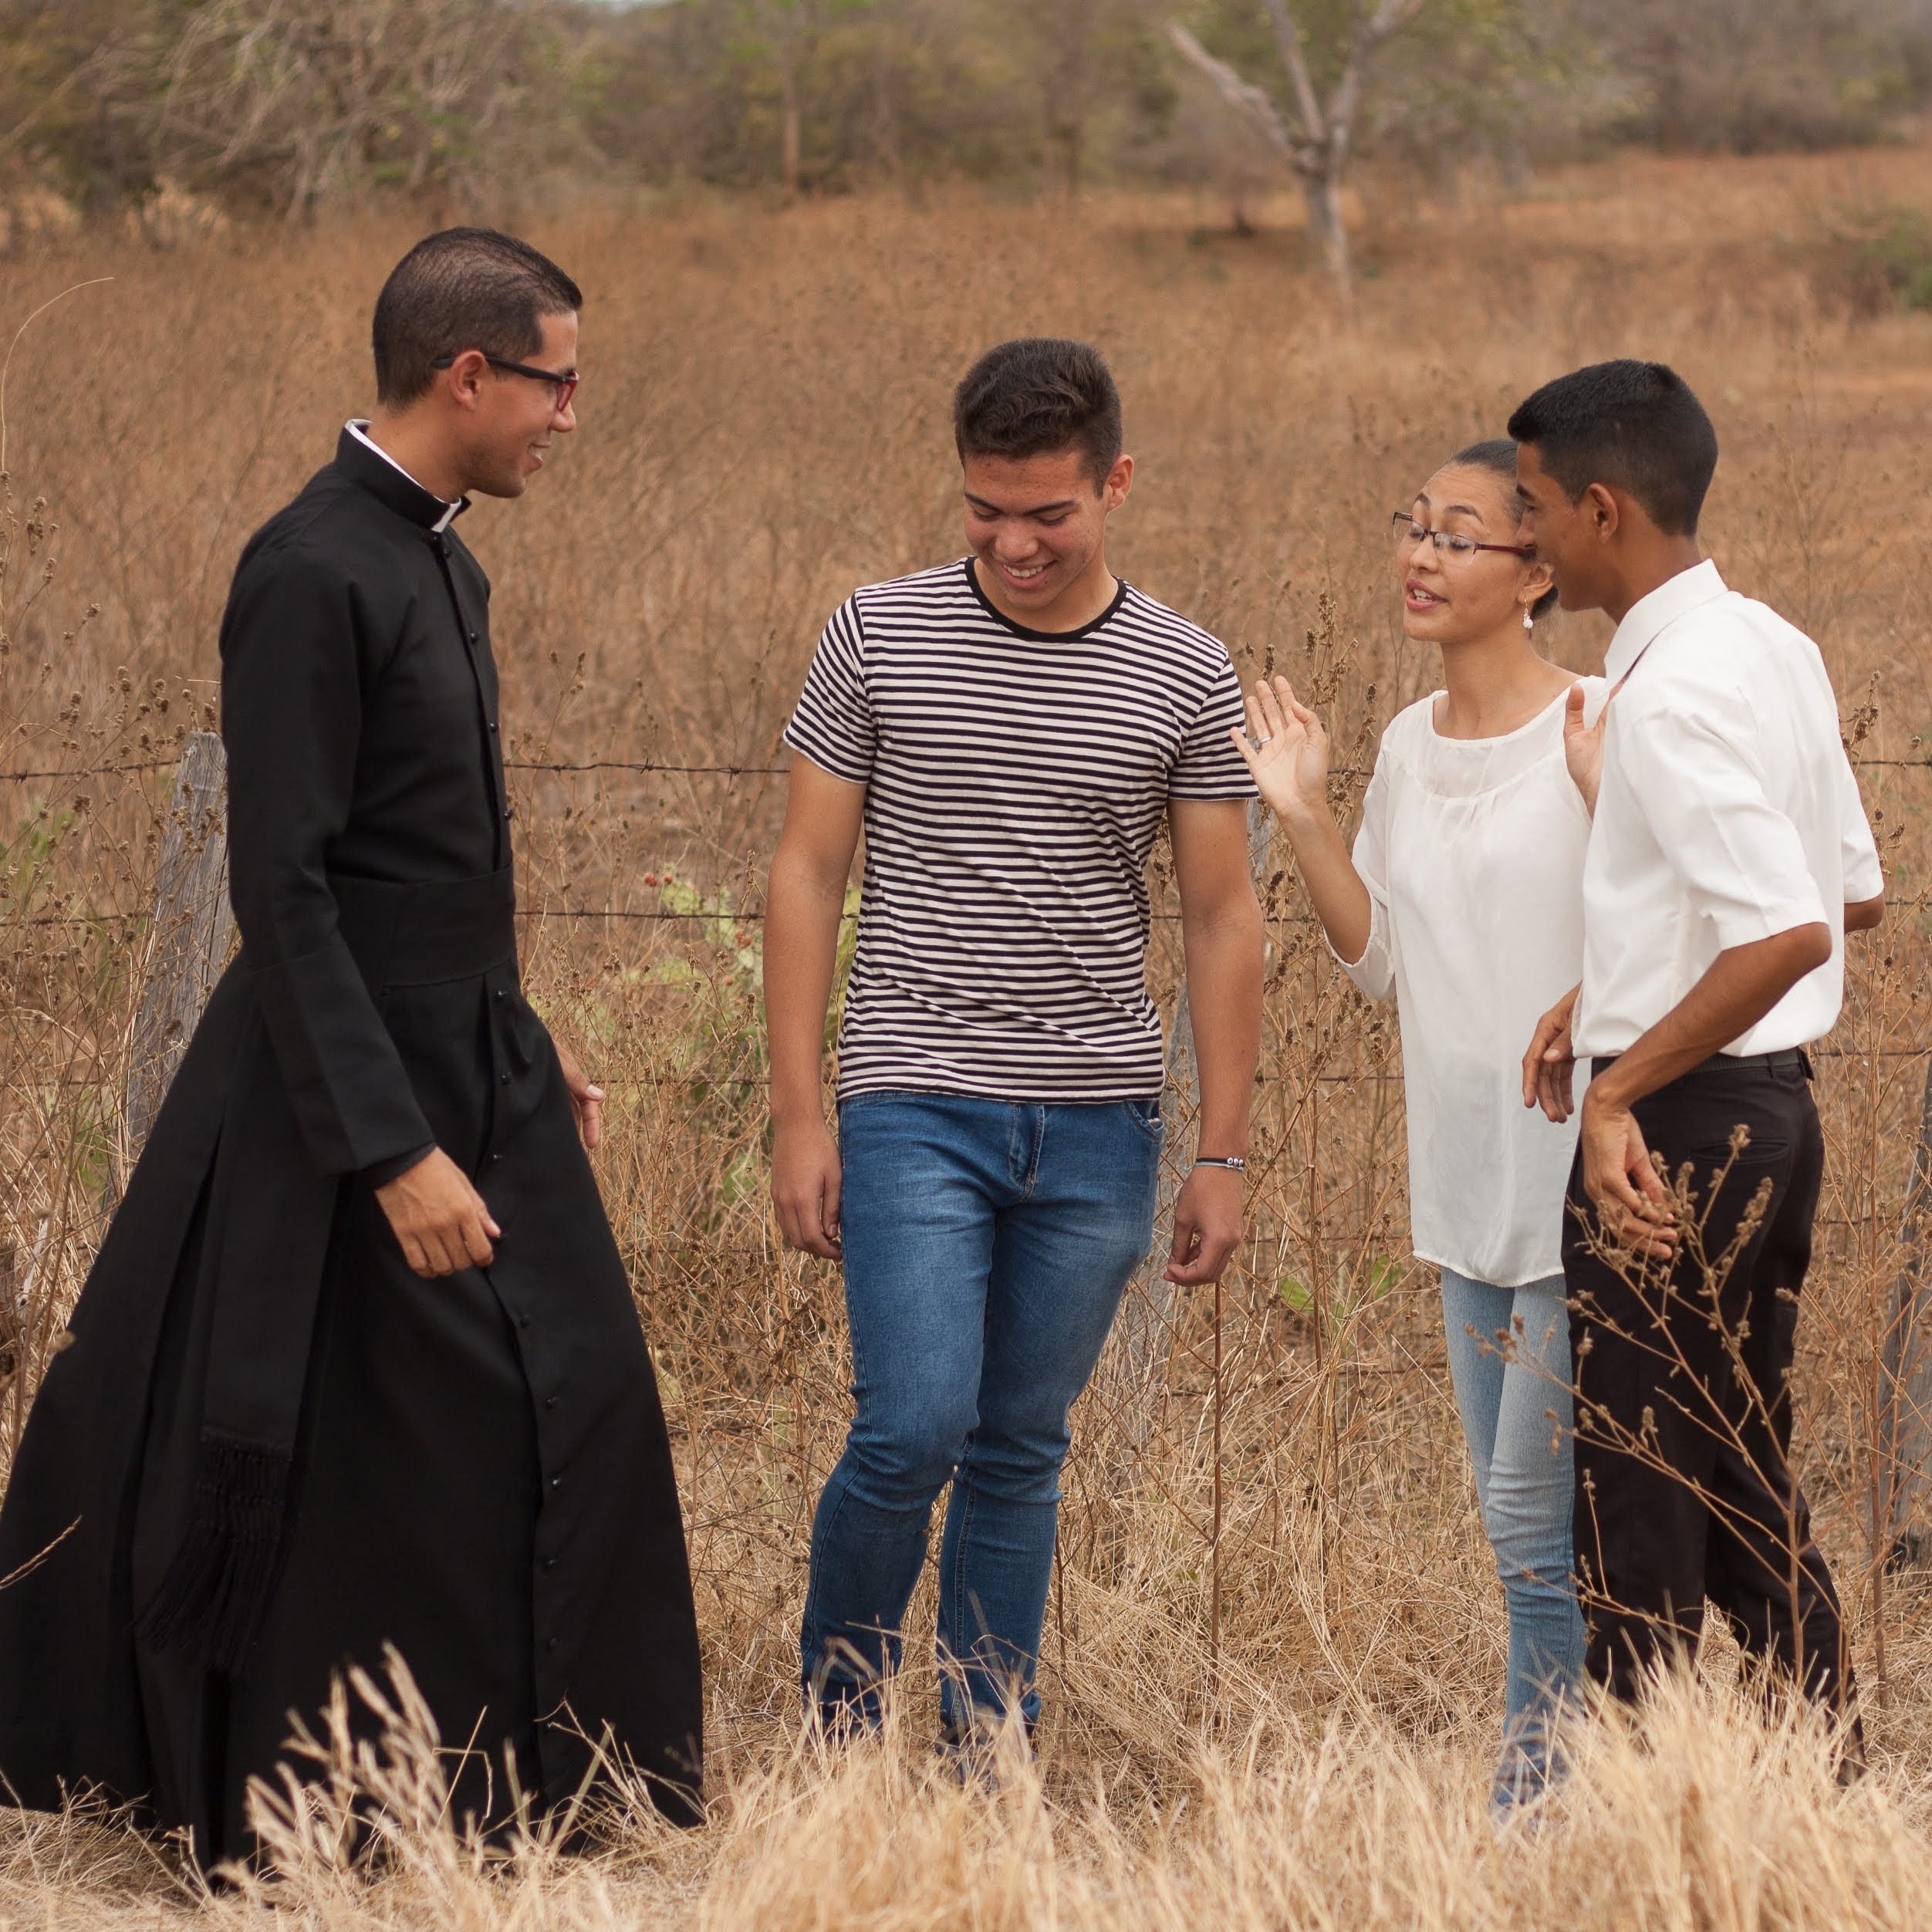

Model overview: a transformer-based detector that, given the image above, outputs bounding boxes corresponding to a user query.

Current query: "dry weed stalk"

[1566,1133,1863,1714]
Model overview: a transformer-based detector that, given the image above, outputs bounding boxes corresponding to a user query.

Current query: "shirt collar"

[340,420,465,535]
[1605,558,1727,681]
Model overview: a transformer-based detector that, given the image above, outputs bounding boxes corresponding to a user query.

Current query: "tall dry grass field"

[4,147,1932,1926]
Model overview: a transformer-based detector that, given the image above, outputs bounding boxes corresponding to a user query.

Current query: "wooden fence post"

[120,732,232,1175]
[1883,1057,1932,1565]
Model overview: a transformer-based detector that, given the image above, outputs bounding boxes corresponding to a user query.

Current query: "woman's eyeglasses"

[1390,512,1533,562]
[431,352,579,413]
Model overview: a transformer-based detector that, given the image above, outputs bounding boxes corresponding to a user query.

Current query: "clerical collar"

[340,420,466,534]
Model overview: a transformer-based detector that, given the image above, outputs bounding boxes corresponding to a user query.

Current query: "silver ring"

[1257,736,1272,748]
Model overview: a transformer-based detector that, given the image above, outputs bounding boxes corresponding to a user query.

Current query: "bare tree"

[110,0,568,221]
[1034,0,1174,199]
[744,0,822,199]
[1046,0,1099,196]
[1170,0,1425,301]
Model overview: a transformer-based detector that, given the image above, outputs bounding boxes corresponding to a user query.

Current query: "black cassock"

[0,429,703,1863]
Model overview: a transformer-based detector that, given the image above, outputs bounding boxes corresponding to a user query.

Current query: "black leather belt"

[328,868,518,988]
[1590,1048,1811,1079]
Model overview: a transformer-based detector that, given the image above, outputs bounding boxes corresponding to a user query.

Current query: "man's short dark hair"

[953,338,1123,487]
[373,228,583,407]
[1505,360,1718,537]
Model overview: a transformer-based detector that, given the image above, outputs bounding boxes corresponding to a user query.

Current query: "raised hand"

[1562,679,1611,816]
[1229,676,1331,824]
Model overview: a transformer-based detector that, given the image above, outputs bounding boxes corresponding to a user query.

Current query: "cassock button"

[500,1072,512,1086]
[468,629,478,642]
[543,1555,557,1571]
[495,988,506,1001]
[544,1395,558,1410]
[488,721,499,734]
[551,1476,562,1491]
[545,1636,558,1653]
[502,806,513,820]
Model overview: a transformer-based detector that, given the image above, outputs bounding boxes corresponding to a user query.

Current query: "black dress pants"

[1562,1056,1855,1714]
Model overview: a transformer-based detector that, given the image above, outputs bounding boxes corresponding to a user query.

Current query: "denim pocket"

[1123,1096,1165,1141]
[837,1089,919,1114]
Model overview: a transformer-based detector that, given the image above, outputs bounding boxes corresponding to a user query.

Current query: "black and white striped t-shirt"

[784,559,1253,1102]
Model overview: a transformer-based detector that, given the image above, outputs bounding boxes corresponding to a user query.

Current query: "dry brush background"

[4,147,1932,1926]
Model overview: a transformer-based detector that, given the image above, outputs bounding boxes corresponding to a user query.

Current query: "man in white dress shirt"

[1511,360,1884,1743]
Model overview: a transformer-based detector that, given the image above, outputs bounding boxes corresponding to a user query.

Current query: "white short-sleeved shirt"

[1574,561,1883,1059]
[1339,683,1607,1287]
[783,559,1254,1101]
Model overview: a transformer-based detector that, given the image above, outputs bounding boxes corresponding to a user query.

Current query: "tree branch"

[1369,0,1429,43]
[1167,23,1320,177]
[1257,0,1326,147]
[1327,0,1429,169]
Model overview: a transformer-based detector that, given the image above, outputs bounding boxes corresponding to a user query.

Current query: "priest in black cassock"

[0,229,703,1865]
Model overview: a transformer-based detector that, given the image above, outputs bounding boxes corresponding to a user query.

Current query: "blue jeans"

[1439,1268,1587,1807]
[800,1092,1162,1737]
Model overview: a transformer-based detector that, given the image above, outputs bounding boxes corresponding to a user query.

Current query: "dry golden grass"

[4,144,1932,1926]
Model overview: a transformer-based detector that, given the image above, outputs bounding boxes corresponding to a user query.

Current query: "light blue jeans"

[801,1092,1162,1740]
[1439,1268,1587,1808]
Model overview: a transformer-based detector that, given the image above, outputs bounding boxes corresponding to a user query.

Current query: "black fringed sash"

[138,867,516,1675]
[135,1049,342,1673]
[137,1437,296,1673]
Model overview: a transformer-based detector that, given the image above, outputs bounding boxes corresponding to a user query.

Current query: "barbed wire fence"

[4,729,1931,1570]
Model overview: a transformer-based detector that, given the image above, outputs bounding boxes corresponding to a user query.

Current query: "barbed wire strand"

[7,1052,1928,1099]
[6,752,1930,785]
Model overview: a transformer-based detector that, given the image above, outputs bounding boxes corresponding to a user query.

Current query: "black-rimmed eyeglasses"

[431,352,579,412]
[1390,511,1533,561]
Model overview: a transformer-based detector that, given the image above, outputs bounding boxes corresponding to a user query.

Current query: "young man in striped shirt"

[766,338,1264,1747]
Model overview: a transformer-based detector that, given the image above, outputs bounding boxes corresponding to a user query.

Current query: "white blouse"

[1336,681,1607,1288]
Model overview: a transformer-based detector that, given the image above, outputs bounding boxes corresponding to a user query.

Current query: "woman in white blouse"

[1234,441,1605,1813]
